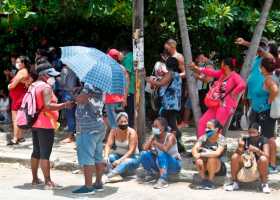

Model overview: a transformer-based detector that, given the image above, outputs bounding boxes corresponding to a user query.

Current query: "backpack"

[16,81,45,129]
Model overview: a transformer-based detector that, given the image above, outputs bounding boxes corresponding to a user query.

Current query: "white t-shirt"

[0,98,9,111]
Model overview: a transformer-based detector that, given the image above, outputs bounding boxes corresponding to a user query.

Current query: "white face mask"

[15,63,21,70]
[47,77,56,86]
[152,127,161,136]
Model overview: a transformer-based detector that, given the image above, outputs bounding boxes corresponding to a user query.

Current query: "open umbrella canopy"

[60,46,126,94]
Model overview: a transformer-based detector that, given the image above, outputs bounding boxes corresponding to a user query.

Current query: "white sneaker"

[261,183,271,194]
[224,182,239,191]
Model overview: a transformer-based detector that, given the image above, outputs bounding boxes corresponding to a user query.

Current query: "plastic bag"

[240,106,250,131]
[270,92,280,119]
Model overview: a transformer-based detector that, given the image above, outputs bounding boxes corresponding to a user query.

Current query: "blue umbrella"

[60,46,125,94]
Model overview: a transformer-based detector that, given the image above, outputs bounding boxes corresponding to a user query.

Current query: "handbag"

[237,151,259,182]
[204,74,235,108]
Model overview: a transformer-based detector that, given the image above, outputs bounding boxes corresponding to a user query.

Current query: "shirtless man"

[164,39,186,78]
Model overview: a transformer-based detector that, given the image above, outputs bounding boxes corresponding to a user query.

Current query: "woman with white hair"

[104,112,140,182]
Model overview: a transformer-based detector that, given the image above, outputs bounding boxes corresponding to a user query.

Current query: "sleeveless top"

[159,72,182,111]
[156,133,181,159]
[113,130,139,156]
[9,76,29,111]
[247,56,270,113]
[32,81,59,130]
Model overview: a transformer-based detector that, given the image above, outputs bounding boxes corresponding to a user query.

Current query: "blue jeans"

[140,151,181,180]
[62,90,76,133]
[106,103,122,129]
[108,153,140,175]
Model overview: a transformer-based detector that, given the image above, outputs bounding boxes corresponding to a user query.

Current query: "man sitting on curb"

[192,119,226,190]
[225,123,271,194]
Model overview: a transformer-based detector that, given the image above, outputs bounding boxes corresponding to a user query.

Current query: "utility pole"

[133,0,145,145]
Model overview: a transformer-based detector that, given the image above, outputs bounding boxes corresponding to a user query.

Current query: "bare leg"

[84,165,94,187]
[11,111,22,142]
[195,158,206,179]
[206,158,221,181]
[95,163,105,185]
[183,108,191,123]
[258,156,269,183]
[268,138,277,167]
[230,153,243,181]
[31,158,40,184]
[40,159,53,185]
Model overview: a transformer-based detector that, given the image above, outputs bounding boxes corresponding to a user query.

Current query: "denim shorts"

[76,131,105,166]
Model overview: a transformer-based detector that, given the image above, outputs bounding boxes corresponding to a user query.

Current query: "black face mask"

[118,124,128,130]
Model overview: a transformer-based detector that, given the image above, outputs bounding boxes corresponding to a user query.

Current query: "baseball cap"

[258,37,269,52]
[107,49,121,62]
[36,63,60,77]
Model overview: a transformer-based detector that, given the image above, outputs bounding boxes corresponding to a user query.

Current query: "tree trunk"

[225,0,274,134]
[133,0,146,146]
[241,0,274,79]
[176,0,201,127]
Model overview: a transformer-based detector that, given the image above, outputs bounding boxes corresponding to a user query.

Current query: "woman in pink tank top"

[7,56,32,145]
[30,62,73,189]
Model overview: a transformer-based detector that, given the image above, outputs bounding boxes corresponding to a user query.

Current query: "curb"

[0,153,80,171]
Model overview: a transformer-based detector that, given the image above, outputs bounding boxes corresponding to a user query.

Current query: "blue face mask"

[206,129,215,138]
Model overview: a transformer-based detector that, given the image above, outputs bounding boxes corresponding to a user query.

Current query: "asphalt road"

[0,163,279,200]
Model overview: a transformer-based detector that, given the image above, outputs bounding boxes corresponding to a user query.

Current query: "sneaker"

[93,183,104,192]
[72,186,95,194]
[261,183,271,194]
[224,182,239,191]
[197,180,216,190]
[103,174,123,183]
[269,165,278,174]
[142,174,157,183]
[153,178,169,189]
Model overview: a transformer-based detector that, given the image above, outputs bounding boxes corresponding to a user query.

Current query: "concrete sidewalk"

[0,124,280,173]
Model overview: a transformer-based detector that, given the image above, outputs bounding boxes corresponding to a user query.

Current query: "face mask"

[118,124,128,130]
[152,127,161,136]
[206,129,215,138]
[47,77,56,86]
[221,66,226,74]
[15,63,21,70]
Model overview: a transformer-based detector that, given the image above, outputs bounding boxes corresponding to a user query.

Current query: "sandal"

[7,140,19,146]
[18,138,26,143]
[32,178,44,187]
[44,181,63,190]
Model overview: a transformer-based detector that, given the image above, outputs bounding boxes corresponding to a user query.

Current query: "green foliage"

[0,0,280,73]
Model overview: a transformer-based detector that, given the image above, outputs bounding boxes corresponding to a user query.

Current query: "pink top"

[32,81,59,129]
[200,68,246,108]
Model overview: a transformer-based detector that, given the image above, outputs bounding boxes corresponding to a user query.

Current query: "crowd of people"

[0,36,279,195]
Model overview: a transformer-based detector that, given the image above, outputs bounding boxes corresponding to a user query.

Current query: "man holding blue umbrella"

[72,83,106,194]
[60,46,126,194]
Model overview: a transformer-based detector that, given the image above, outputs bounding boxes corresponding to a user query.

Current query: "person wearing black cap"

[225,123,270,194]
[30,62,73,189]
[192,119,226,190]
